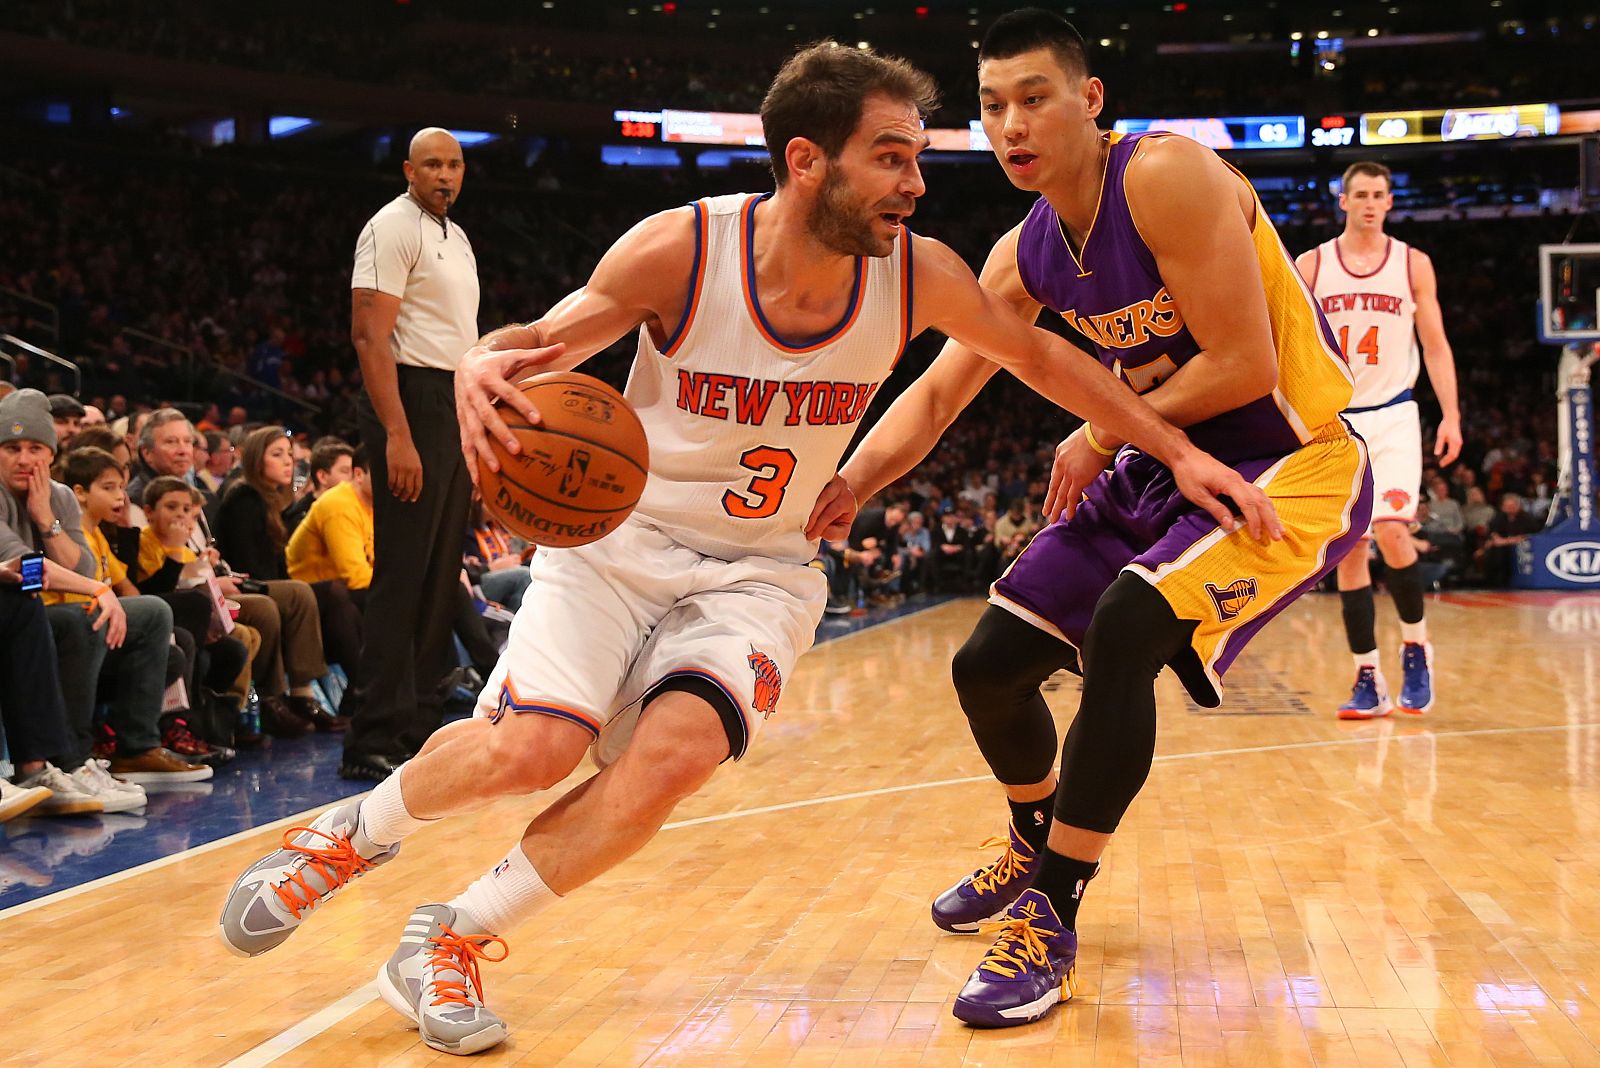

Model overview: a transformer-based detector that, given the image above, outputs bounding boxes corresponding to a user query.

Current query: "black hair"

[979,8,1091,79]
[761,41,940,186]
[308,440,355,480]
[61,446,124,490]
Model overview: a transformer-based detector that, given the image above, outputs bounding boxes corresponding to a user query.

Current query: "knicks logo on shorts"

[1383,488,1412,512]
[747,648,782,721]
[1205,577,1258,622]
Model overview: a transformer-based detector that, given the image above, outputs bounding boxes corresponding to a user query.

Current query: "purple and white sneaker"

[931,822,1041,933]
[952,888,1079,1028]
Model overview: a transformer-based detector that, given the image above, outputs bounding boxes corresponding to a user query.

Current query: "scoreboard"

[1112,115,1305,150]
[1360,103,1561,145]
[613,100,1579,156]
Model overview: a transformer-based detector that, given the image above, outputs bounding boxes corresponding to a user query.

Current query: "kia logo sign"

[1546,542,1600,583]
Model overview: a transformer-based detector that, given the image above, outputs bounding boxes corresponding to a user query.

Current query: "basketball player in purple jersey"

[819,10,1373,1027]
[1296,162,1462,720]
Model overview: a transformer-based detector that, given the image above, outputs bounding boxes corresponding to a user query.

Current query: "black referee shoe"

[339,752,404,782]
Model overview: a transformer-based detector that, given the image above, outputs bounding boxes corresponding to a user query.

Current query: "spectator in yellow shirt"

[287,444,374,594]
[285,446,502,690]
[137,477,202,589]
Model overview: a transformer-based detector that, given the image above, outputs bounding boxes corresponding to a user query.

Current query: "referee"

[341,127,480,780]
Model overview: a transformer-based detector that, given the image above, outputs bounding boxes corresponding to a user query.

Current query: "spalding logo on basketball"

[479,373,650,548]
[559,390,618,424]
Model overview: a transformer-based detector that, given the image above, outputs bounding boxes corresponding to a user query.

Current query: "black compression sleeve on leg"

[1054,575,1194,835]
[952,605,1077,787]
[1385,561,1427,625]
[1340,586,1377,654]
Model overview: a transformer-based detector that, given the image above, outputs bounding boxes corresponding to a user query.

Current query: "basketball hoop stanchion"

[1519,244,1600,587]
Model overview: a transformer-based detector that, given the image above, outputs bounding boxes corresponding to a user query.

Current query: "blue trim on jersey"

[659,200,704,354]
[902,228,914,356]
[1346,388,1414,415]
[495,685,603,736]
[743,193,864,350]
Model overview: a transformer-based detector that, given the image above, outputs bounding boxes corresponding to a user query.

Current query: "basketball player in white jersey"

[219,43,1277,1055]
[1296,161,1461,719]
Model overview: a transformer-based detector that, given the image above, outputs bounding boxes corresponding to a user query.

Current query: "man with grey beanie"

[0,389,208,809]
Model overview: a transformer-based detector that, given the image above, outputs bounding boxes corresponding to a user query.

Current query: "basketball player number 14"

[1338,324,1381,366]
[723,445,799,519]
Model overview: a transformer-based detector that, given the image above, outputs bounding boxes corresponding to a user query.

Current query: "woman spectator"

[213,426,344,730]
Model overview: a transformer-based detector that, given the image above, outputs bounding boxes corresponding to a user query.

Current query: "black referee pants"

[0,587,74,767]
[344,366,474,760]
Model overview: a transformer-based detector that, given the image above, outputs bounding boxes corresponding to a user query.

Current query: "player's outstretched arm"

[918,234,1282,540]
[830,229,1028,517]
[1411,248,1462,466]
[455,207,697,478]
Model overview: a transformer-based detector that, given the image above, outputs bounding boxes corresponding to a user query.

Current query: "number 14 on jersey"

[1338,324,1380,366]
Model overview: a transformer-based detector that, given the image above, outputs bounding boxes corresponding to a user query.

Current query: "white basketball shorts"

[474,514,826,767]
[1346,399,1423,530]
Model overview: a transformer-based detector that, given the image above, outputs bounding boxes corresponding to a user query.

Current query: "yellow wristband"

[1082,423,1117,458]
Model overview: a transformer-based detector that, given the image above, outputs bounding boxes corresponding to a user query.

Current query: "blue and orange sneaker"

[1397,641,1434,714]
[931,823,1041,933]
[1337,665,1392,720]
[952,888,1079,1027]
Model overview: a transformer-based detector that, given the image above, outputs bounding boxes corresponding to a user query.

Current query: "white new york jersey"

[1309,236,1419,409]
[624,192,912,564]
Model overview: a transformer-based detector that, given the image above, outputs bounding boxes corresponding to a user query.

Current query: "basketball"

[478,372,649,547]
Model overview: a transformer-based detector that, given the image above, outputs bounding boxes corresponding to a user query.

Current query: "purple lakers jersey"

[1016,132,1353,463]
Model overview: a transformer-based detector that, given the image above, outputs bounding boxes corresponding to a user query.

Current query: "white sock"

[1352,649,1379,669]
[449,844,559,935]
[1400,621,1428,645]
[359,770,430,847]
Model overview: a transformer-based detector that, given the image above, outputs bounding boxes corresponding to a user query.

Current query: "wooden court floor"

[5,591,1600,1067]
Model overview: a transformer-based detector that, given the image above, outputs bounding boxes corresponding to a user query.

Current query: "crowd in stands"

[0,385,531,824]
[10,0,1598,124]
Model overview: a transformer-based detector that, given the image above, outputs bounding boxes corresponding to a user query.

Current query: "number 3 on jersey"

[723,445,798,519]
[1338,324,1380,366]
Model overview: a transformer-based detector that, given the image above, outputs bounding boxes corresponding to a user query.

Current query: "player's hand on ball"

[1043,427,1113,524]
[1433,414,1463,467]
[1169,448,1284,542]
[455,339,568,482]
[805,474,858,541]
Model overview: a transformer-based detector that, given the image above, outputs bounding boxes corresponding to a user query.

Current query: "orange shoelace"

[427,924,510,1008]
[976,901,1054,979]
[969,834,1033,896]
[272,826,375,919]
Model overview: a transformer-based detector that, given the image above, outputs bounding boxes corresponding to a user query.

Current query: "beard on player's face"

[807,163,898,258]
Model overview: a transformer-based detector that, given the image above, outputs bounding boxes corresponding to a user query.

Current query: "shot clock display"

[1311,115,1361,148]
